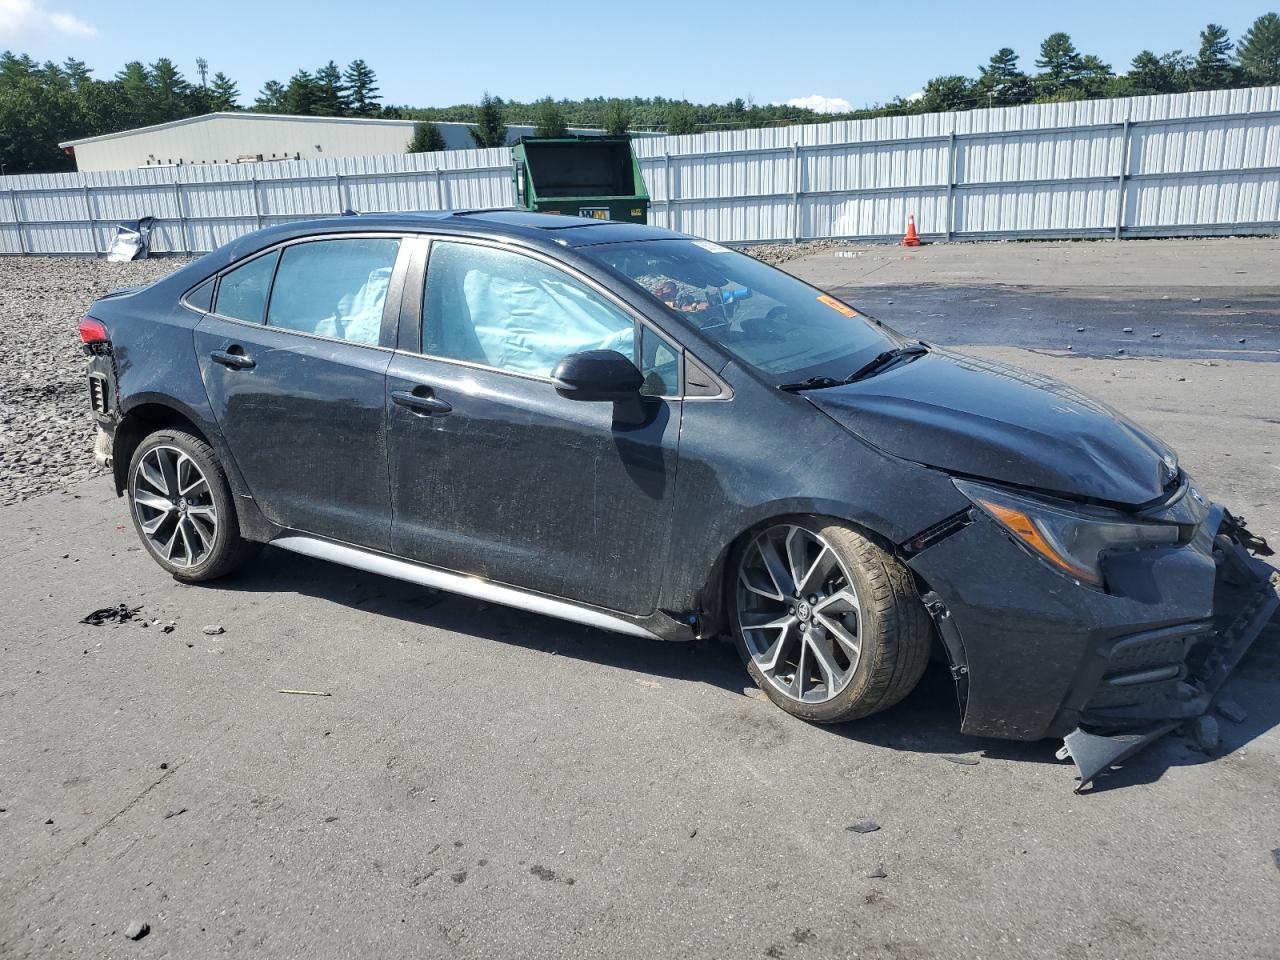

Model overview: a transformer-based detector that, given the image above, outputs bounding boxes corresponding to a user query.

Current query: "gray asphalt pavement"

[3,240,1280,959]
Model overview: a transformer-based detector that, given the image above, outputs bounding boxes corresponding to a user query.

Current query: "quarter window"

[423,242,636,379]
[214,250,277,323]
[640,325,679,397]
[266,238,401,346]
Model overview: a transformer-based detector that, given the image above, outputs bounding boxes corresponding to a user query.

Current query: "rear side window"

[266,238,401,346]
[214,251,277,323]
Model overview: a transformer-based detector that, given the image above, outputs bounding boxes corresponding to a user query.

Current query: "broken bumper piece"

[1060,515,1279,792]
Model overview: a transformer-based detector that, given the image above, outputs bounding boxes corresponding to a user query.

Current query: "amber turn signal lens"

[979,499,1099,584]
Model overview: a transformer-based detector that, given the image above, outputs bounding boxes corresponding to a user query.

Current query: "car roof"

[221,209,685,260]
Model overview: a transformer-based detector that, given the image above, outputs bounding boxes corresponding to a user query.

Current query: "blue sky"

[0,0,1271,113]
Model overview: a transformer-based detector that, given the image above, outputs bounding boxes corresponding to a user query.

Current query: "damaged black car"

[80,211,1279,788]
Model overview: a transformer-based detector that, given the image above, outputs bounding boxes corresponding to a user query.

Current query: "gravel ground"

[0,256,191,506]
[738,238,862,266]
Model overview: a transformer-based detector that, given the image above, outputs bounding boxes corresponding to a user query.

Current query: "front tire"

[127,428,260,583]
[730,518,932,724]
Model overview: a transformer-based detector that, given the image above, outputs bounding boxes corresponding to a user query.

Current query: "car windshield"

[581,238,899,382]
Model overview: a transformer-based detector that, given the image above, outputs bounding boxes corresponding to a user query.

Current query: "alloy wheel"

[737,524,862,704]
[131,444,218,569]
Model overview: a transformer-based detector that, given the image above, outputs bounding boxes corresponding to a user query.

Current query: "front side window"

[214,250,277,323]
[583,239,899,383]
[266,237,401,346]
[423,241,635,379]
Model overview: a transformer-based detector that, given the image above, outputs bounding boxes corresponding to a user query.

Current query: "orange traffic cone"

[902,214,921,247]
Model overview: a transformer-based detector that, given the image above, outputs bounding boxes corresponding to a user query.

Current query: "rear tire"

[126,428,260,583]
[730,518,932,724]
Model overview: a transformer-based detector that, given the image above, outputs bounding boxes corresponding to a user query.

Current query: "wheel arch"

[112,396,275,542]
[695,506,910,639]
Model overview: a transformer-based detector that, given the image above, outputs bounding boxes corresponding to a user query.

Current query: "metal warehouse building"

[58,112,608,172]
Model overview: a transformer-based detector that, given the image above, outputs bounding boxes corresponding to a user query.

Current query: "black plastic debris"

[847,820,880,834]
[1216,699,1248,724]
[81,604,141,626]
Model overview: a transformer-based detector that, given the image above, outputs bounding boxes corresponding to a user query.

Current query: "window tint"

[214,251,277,323]
[423,241,635,378]
[266,238,400,346]
[639,325,679,397]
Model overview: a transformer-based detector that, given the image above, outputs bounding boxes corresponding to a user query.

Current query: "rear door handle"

[211,348,255,370]
[392,388,452,416]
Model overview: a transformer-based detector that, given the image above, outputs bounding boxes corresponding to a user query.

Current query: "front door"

[386,238,683,615]
[195,235,406,549]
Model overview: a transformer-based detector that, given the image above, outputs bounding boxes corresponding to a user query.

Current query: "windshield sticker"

[691,239,731,254]
[817,294,858,318]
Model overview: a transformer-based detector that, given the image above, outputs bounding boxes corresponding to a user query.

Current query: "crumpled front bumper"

[1057,513,1278,790]
[906,500,1278,790]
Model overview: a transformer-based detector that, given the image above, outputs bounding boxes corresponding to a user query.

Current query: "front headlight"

[953,479,1181,586]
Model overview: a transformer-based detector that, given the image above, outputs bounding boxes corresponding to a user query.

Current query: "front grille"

[88,374,109,414]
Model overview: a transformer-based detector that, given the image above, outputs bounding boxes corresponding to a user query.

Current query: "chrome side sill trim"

[271,535,661,640]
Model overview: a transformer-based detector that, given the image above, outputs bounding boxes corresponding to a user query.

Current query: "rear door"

[194,234,409,549]
[385,237,683,615]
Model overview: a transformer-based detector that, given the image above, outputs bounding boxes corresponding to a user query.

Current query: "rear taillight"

[79,316,110,345]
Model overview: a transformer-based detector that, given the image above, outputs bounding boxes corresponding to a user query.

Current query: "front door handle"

[392,388,452,416]
[211,348,255,370]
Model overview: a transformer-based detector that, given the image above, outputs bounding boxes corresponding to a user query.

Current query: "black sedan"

[80,211,1278,788]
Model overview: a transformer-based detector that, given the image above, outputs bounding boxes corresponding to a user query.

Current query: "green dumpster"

[512,136,649,223]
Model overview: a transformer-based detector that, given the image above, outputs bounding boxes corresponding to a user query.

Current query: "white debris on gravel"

[736,239,867,266]
[0,256,193,506]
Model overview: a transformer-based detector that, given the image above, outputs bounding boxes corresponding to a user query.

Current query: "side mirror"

[551,349,644,402]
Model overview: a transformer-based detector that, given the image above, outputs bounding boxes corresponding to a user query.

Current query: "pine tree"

[209,72,240,110]
[343,59,380,116]
[1035,32,1084,93]
[533,96,567,137]
[282,70,319,115]
[469,91,508,147]
[113,61,156,126]
[975,48,1031,107]
[313,60,350,116]
[603,98,631,136]
[1239,12,1280,84]
[407,120,447,152]
[149,58,190,122]
[1192,24,1238,89]
[254,80,287,112]
[664,101,697,135]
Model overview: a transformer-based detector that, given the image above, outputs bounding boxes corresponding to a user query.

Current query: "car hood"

[807,349,1176,505]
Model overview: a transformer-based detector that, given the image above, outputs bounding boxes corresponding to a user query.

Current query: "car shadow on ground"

[220,546,1280,793]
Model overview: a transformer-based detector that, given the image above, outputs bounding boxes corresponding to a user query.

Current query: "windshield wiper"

[777,344,930,393]
[844,343,929,383]
[778,375,848,393]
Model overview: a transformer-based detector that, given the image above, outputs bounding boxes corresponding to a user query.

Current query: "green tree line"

[4,13,1280,173]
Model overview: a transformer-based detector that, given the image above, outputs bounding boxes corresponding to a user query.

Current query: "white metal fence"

[3,86,1279,255]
